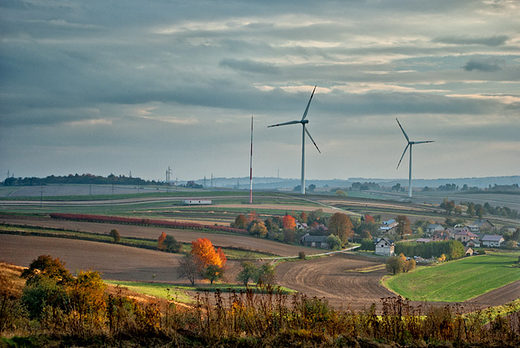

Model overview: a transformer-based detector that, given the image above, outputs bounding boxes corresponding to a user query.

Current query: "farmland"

[384,252,520,302]
[1,185,520,311]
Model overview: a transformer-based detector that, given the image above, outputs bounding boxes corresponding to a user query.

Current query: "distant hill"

[193,175,520,191]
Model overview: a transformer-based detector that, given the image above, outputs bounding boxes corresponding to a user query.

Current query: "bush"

[109,229,121,243]
[298,251,306,260]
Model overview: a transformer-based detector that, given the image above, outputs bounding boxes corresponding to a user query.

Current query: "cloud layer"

[1,0,519,181]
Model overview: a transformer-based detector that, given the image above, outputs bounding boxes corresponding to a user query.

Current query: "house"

[473,220,496,232]
[482,235,505,248]
[432,230,450,241]
[300,234,329,249]
[465,225,480,233]
[426,224,444,234]
[296,222,308,231]
[181,199,212,205]
[375,237,395,256]
[465,247,474,256]
[379,219,398,234]
[454,231,479,244]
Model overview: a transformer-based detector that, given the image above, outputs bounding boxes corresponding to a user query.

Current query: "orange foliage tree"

[191,238,226,269]
[157,232,167,250]
[282,214,296,230]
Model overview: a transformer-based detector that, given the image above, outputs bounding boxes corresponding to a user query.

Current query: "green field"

[384,252,520,302]
[104,280,193,303]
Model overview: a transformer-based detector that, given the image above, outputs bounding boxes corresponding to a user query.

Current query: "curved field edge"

[383,252,520,302]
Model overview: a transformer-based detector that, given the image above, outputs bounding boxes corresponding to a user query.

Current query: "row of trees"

[3,173,154,186]
[232,210,356,247]
[395,240,465,260]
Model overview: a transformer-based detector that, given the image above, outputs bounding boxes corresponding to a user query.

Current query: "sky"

[1,0,519,183]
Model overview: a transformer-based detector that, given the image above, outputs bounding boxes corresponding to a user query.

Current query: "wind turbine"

[396,118,434,198]
[268,86,321,195]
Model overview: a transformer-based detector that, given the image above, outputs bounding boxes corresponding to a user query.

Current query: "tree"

[335,189,346,197]
[110,229,121,243]
[164,235,182,253]
[191,238,225,269]
[326,234,342,250]
[256,263,275,285]
[282,214,296,230]
[178,253,199,286]
[404,258,416,273]
[307,184,316,192]
[467,203,475,218]
[396,215,412,239]
[236,261,258,287]
[158,232,167,250]
[233,214,248,229]
[203,265,224,285]
[360,230,372,240]
[328,213,353,244]
[21,255,73,285]
[249,220,268,237]
[300,212,308,223]
[386,254,406,275]
[360,239,375,251]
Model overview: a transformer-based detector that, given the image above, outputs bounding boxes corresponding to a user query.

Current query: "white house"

[482,235,505,248]
[375,237,395,256]
[182,199,213,205]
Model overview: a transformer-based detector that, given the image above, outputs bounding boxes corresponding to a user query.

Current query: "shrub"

[109,229,121,243]
[298,251,306,260]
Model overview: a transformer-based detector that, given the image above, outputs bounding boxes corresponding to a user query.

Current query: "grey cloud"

[219,58,280,74]
[463,60,502,72]
[432,35,509,47]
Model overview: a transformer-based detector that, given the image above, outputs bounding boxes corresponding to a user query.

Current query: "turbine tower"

[396,118,434,198]
[268,86,320,195]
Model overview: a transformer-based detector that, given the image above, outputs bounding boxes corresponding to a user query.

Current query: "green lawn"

[104,280,193,303]
[384,252,520,302]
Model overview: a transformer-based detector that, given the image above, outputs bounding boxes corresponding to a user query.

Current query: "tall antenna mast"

[249,116,254,204]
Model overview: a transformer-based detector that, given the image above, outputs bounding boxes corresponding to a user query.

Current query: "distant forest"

[3,173,158,186]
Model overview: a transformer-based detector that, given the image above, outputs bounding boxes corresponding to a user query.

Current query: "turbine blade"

[301,85,317,121]
[414,140,435,144]
[396,144,409,169]
[267,120,301,128]
[304,127,321,153]
[396,118,409,142]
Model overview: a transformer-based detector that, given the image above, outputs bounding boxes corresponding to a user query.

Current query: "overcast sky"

[1,0,519,182]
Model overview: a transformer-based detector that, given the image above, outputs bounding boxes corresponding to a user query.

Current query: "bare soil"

[2,215,519,312]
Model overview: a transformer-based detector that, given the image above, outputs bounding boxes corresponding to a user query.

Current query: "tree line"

[3,173,155,186]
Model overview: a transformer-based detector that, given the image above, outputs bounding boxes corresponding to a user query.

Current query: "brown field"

[2,215,519,312]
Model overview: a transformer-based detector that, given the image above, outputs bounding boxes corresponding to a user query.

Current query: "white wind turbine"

[396,118,434,198]
[268,86,321,195]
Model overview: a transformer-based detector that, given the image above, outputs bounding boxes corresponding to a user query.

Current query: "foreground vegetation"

[385,251,520,302]
[2,258,520,347]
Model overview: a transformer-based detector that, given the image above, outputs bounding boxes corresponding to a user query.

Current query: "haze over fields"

[1,1,519,182]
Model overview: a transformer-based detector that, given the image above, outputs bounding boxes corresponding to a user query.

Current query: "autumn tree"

[386,253,406,275]
[233,214,248,229]
[328,213,353,244]
[396,215,412,239]
[191,238,226,283]
[299,212,308,223]
[249,220,268,237]
[158,232,167,250]
[282,214,296,230]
